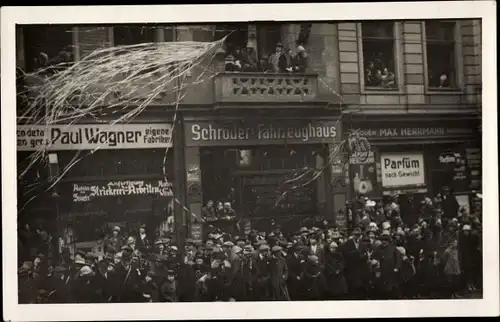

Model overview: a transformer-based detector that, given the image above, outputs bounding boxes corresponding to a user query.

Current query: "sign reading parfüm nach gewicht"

[380,153,426,188]
[17,124,173,151]
[184,119,340,147]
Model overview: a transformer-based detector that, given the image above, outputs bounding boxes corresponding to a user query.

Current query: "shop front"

[344,115,482,220]
[183,116,343,238]
[17,122,175,255]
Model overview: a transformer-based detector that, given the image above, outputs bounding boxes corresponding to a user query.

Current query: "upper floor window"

[425,21,457,89]
[113,25,156,46]
[23,25,74,74]
[361,21,397,89]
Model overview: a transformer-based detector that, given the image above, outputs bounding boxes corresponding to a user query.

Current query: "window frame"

[21,25,78,73]
[422,20,464,93]
[357,21,404,93]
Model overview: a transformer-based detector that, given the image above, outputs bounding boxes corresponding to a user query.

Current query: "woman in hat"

[323,241,348,300]
[269,245,290,301]
[105,226,126,254]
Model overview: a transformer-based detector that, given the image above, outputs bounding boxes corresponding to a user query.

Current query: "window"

[425,21,457,89]
[361,21,397,89]
[113,24,156,46]
[22,25,74,73]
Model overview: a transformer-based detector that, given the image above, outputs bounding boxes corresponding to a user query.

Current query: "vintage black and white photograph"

[2,2,498,321]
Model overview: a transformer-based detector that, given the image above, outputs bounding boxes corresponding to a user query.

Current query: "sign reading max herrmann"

[186,120,339,146]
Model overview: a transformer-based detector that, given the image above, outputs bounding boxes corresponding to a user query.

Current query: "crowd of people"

[225,42,308,74]
[18,186,482,303]
[364,51,396,88]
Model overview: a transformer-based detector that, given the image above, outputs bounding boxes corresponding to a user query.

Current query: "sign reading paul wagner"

[380,153,426,188]
[17,124,173,151]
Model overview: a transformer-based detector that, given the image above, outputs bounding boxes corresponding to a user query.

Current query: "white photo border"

[2,2,498,320]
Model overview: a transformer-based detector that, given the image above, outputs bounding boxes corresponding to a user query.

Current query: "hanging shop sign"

[465,148,482,190]
[17,124,173,151]
[72,179,173,203]
[380,153,426,188]
[349,152,380,198]
[436,150,470,193]
[185,120,339,146]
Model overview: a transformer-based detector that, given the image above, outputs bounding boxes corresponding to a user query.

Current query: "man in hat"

[205,250,232,301]
[286,243,305,300]
[372,233,401,299]
[440,186,460,220]
[251,244,271,300]
[268,42,288,73]
[269,245,290,301]
[95,257,120,302]
[184,238,197,264]
[115,250,141,302]
[228,244,255,301]
[106,226,126,254]
[341,227,368,299]
[161,269,179,302]
[305,232,325,264]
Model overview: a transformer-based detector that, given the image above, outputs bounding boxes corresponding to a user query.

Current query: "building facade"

[16,20,482,253]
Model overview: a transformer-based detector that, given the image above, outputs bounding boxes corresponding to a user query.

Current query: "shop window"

[22,25,74,74]
[425,20,458,89]
[361,21,397,89]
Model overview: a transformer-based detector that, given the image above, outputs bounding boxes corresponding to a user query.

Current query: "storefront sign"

[17,124,173,151]
[380,153,426,188]
[345,122,477,140]
[185,120,339,146]
[72,179,173,203]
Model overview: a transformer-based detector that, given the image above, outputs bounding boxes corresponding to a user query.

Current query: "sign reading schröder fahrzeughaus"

[17,124,173,151]
[185,120,339,146]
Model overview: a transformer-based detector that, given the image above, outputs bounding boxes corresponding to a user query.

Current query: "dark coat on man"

[341,238,370,292]
[302,262,326,300]
[286,252,305,300]
[115,263,141,302]
[372,243,402,294]
[269,256,290,301]
[323,250,348,297]
[252,255,271,300]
